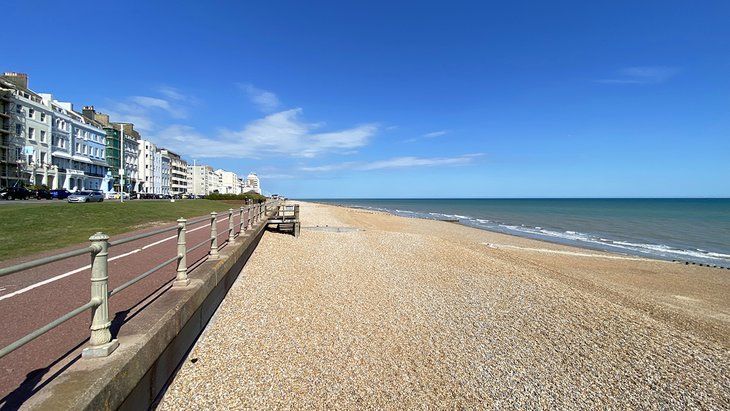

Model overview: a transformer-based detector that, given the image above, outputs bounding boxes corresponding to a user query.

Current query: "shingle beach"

[158,201,730,409]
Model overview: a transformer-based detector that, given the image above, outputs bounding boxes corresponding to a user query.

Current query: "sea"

[306,199,730,268]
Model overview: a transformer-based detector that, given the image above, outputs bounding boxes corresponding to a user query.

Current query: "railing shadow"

[0,341,85,410]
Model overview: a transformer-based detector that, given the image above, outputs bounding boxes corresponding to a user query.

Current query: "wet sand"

[158,201,729,409]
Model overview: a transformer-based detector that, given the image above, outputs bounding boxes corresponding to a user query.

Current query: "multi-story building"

[0,73,108,191]
[243,172,261,194]
[187,164,215,196]
[40,95,108,191]
[81,107,140,193]
[214,169,240,194]
[138,139,158,194]
[0,80,16,188]
[161,148,187,196]
[158,151,170,195]
[0,73,55,188]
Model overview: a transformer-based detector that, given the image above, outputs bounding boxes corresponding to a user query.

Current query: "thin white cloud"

[258,173,300,180]
[158,86,186,101]
[151,108,378,159]
[405,129,450,143]
[598,66,680,84]
[131,96,187,118]
[101,90,190,132]
[422,130,449,138]
[238,83,281,112]
[299,154,483,172]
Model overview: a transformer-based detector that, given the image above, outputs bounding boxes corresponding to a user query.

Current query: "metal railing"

[0,199,279,360]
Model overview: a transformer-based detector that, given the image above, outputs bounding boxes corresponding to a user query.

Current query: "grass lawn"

[0,200,244,262]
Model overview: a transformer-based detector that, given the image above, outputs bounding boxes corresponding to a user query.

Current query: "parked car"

[0,186,31,200]
[68,191,104,203]
[104,192,129,200]
[32,188,52,200]
[49,189,71,200]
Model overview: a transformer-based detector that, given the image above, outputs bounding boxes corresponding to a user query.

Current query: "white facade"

[122,134,139,193]
[161,148,187,195]
[14,88,54,187]
[137,139,157,194]
[214,169,240,194]
[160,151,171,195]
[243,172,261,194]
[39,94,108,191]
[187,164,215,196]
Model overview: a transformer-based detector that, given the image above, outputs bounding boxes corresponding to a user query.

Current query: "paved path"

[0,208,253,404]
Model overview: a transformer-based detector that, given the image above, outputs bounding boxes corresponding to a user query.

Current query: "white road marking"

[0,217,232,301]
[0,264,91,302]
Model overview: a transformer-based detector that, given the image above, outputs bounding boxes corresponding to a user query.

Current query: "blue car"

[50,189,71,200]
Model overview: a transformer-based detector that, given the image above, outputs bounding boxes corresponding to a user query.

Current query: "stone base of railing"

[81,339,119,359]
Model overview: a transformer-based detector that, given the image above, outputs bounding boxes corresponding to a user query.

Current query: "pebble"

[157,202,730,410]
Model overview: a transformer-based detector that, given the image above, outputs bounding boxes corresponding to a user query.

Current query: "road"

[0,207,254,404]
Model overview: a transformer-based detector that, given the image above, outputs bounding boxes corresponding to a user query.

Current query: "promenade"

[159,202,729,409]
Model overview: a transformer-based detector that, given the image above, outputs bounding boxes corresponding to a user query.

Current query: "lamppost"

[117,123,133,203]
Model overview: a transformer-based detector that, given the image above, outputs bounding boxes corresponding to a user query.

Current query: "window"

[16,124,22,136]
[40,112,46,122]
[16,105,22,114]
[76,143,80,153]
[29,127,35,140]
[29,108,35,118]
[40,130,46,143]
[41,152,46,164]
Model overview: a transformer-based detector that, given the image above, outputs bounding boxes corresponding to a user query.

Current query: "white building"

[112,122,141,194]
[243,172,261,194]
[214,169,240,194]
[161,148,187,195]
[187,164,215,196]
[0,72,109,192]
[160,151,171,195]
[138,139,158,194]
[1,73,56,188]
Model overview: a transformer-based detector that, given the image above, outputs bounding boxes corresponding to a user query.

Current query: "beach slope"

[159,201,729,409]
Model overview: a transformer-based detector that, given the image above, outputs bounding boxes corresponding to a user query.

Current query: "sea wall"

[24,215,271,410]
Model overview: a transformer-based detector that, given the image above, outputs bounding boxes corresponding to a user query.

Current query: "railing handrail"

[0,246,94,278]
[109,214,211,247]
[0,200,280,361]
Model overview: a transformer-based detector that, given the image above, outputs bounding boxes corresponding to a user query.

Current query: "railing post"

[228,208,235,243]
[82,232,119,358]
[247,204,252,229]
[174,218,189,287]
[239,206,245,234]
[209,212,219,259]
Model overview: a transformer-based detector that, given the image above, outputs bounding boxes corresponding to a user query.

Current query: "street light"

[117,123,133,203]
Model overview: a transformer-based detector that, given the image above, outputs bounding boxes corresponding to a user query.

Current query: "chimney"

[82,106,96,118]
[2,72,29,89]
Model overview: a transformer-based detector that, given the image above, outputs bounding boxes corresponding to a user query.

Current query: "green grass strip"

[0,200,241,262]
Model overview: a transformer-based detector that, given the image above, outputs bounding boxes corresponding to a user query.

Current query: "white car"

[104,192,130,200]
[68,191,105,203]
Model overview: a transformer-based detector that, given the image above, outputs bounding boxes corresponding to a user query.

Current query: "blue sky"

[5,1,729,198]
